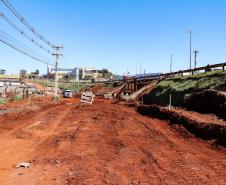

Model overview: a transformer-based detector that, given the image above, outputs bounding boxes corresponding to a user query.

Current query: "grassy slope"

[144,71,226,106]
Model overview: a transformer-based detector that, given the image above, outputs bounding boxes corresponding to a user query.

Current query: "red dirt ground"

[170,107,226,126]
[0,98,225,185]
[0,96,54,109]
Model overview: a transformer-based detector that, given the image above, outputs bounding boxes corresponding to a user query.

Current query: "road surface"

[0,98,225,185]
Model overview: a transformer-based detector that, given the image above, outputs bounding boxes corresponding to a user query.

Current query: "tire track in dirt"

[122,115,226,184]
[73,101,226,185]
[6,104,88,185]
[0,103,74,184]
[0,103,64,138]
[0,99,226,185]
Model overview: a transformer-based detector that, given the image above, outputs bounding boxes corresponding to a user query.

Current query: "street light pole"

[193,50,199,68]
[170,54,173,73]
[188,31,193,70]
[140,62,142,75]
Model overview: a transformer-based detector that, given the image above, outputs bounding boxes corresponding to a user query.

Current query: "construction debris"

[15,162,30,168]
[80,91,95,104]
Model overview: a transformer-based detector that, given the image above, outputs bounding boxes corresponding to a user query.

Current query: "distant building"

[49,68,74,79]
[0,74,20,79]
[0,69,6,75]
[80,68,102,80]
[69,68,113,81]
[50,68,73,75]
[69,68,80,81]
[27,70,40,79]
[49,67,114,82]
[20,70,27,78]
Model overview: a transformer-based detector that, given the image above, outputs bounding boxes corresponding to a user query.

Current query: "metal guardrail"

[163,62,226,77]
[98,62,226,84]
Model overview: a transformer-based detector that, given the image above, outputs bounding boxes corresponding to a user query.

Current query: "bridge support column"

[125,83,129,94]
[132,83,135,92]
[134,80,138,91]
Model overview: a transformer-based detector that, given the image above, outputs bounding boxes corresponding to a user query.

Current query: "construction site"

[1,0,226,185]
[0,68,226,184]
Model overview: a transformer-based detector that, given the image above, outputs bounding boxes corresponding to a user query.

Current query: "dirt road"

[0,98,225,185]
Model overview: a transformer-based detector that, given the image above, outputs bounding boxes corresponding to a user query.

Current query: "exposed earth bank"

[142,71,226,118]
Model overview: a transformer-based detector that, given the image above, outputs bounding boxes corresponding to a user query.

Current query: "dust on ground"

[0,97,225,185]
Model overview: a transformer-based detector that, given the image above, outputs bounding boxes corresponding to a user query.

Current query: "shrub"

[0,98,7,104]
[52,95,60,101]
[13,95,23,101]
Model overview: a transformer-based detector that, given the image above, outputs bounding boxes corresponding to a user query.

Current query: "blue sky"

[0,0,226,75]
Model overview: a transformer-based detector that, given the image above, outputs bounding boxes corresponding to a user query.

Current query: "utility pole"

[170,54,173,73]
[140,62,142,75]
[193,50,199,68]
[135,65,137,76]
[169,93,172,110]
[52,46,63,97]
[46,64,49,79]
[188,31,193,70]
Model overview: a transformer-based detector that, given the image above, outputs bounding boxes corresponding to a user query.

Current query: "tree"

[20,70,27,78]
[35,70,40,75]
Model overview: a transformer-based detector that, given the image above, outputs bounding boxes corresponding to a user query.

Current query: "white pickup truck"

[63,89,72,98]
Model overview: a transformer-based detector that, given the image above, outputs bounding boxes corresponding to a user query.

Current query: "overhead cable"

[0,12,52,54]
[1,0,55,48]
[0,33,54,65]
[0,30,54,64]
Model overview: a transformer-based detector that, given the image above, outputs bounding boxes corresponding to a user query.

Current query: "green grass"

[29,79,92,93]
[58,83,88,93]
[0,98,7,104]
[144,71,226,106]
[52,95,60,101]
[159,71,226,91]
[13,95,23,101]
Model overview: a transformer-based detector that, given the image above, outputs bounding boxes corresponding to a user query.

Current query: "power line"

[1,0,55,48]
[0,30,53,64]
[0,38,49,64]
[0,12,52,54]
[62,48,73,67]
[0,34,54,65]
[0,30,54,63]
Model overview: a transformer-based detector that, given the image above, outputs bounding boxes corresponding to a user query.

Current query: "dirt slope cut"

[137,104,226,147]
[186,89,226,117]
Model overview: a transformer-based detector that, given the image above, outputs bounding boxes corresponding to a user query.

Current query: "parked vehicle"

[63,89,72,98]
